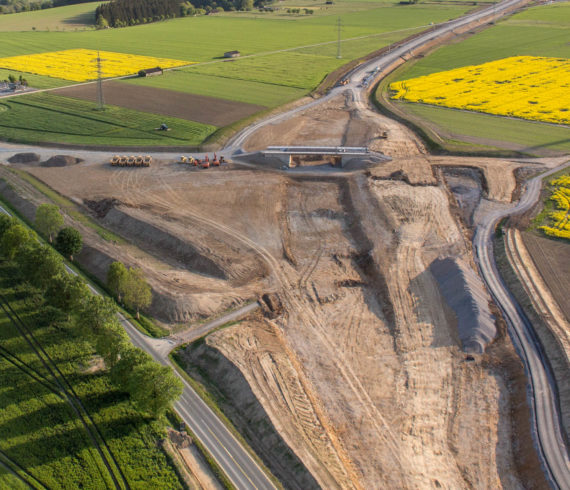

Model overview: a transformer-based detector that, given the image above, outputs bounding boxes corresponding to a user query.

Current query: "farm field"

[390,56,570,125]
[381,1,570,154]
[0,1,99,32]
[0,0,474,146]
[57,81,265,126]
[125,70,307,108]
[0,93,216,146]
[0,259,183,489]
[395,102,570,154]
[533,173,570,240]
[0,49,190,82]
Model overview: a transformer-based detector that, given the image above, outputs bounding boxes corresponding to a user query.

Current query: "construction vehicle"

[119,156,128,166]
[201,154,210,168]
[127,156,136,166]
[135,156,144,166]
[212,153,220,166]
[110,155,120,166]
[339,78,350,86]
[143,155,152,166]
[180,156,187,164]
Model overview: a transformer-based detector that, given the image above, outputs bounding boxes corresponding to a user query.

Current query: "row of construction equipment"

[110,155,152,167]
[179,153,224,169]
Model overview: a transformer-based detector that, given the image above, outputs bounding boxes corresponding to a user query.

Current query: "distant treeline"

[96,0,263,28]
[0,0,91,14]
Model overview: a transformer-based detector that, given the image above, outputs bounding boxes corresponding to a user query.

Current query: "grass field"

[0,259,183,489]
[379,1,570,155]
[398,102,570,153]
[0,2,99,32]
[0,93,216,146]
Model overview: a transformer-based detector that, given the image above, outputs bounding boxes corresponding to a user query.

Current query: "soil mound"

[8,153,40,164]
[42,155,84,167]
[102,206,227,280]
[430,257,496,353]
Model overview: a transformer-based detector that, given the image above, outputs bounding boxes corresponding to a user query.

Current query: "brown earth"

[521,232,570,323]
[0,81,555,488]
[55,81,266,127]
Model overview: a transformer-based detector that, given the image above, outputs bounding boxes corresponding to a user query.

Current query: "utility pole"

[336,17,342,59]
[95,51,105,110]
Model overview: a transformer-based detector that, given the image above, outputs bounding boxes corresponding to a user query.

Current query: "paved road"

[474,162,570,489]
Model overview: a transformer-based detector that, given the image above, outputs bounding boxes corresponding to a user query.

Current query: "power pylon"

[93,51,105,110]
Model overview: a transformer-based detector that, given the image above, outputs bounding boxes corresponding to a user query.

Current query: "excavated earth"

[1,91,563,488]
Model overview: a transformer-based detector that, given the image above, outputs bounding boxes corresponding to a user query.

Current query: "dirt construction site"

[2,91,566,489]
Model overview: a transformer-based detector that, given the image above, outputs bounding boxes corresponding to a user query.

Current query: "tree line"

[0,205,182,417]
[0,0,92,15]
[95,0,264,28]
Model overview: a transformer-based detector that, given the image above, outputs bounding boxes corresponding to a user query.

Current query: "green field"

[0,2,100,32]
[398,102,570,153]
[125,70,307,107]
[0,93,216,146]
[0,0,475,146]
[380,1,570,155]
[0,259,183,488]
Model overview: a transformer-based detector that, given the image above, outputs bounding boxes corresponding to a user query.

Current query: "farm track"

[0,448,49,489]
[0,292,130,490]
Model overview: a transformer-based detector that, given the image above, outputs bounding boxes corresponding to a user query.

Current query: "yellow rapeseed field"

[390,56,570,125]
[541,175,570,240]
[0,49,191,82]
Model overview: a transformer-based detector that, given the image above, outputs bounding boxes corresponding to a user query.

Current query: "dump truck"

[201,155,210,168]
[143,155,152,166]
[212,153,220,166]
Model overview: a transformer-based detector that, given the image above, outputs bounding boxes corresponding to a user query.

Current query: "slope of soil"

[178,328,321,490]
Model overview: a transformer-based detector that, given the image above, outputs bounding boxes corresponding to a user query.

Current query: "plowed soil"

[56,81,266,127]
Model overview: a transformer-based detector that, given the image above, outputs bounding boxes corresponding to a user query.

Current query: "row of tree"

[0,0,92,15]
[0,208,182,417]
[95,0,265,28]
[95,0,181,28]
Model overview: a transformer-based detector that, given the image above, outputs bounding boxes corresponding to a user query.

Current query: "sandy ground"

[0,86,554,488]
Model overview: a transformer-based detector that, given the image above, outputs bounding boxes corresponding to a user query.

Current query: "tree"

[26,245,65,289]
[0,214,15,237]
[79,295,117,339]
[96,320,129,368]
[127,362,183,417]
[55,227,82,260]
[110,346,153,389]
[35,204,63,242]
[45,274,90,314]
[8,74,15,84]
[1,223,30,259]
[107,261,128,303]
[123,268,152,320]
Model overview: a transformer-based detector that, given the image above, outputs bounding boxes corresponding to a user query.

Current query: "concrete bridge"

[262,146,377,167]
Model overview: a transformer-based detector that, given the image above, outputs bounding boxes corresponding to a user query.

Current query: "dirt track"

[56,81,265,127]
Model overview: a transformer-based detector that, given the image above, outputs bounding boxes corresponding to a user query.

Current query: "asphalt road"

[473,162,570,489]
